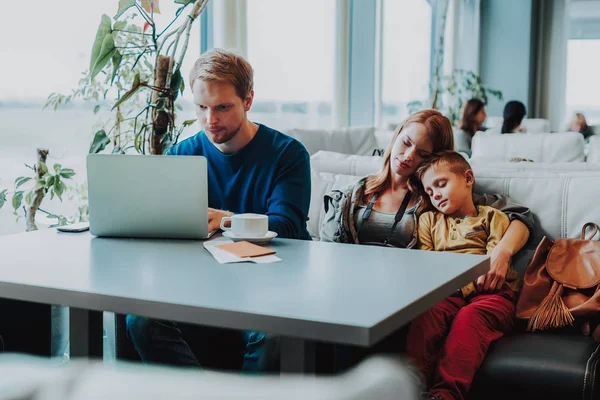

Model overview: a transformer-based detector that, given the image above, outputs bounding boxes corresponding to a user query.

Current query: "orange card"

[216,241,276,258]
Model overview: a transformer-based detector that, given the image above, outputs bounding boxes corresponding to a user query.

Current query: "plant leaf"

[45,175,55,188]
[55,180,66,200]
[142,0,161,13]
[174,0,196,5]
[15,176,32,189]
[25,191,34,206]
[170,68,182,101]
[93,104,101,114]
[111,50,123,85]
[12,191,23,211]
[53,163,62,173]
[112,74,146,110]
[91,33,116,79]
[89,130,111,154]
[59,169,76,179]
[113,20,127,31]
[115,0,137,19]
[0,189,6,210]
[182,119,197,127]
[90,15,112,71]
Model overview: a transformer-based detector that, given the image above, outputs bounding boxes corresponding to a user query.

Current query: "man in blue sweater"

[126,49,311,372]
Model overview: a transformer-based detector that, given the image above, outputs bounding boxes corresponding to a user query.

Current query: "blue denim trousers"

[125,315,278,373]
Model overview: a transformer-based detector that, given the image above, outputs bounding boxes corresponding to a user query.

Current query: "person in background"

[501,101,527,134]
[454,99,487,157]
[568,112,594,139]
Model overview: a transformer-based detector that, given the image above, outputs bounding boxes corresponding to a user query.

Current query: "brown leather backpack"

[516,222,600,342]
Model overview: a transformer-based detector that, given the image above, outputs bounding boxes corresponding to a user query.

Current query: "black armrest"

[469,333,600,400]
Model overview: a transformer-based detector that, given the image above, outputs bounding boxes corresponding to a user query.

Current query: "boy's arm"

[478,209,512,292]
[417,212,435,251]
[485,209,511,254]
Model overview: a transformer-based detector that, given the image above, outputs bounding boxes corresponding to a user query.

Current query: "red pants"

[406,287,517,400]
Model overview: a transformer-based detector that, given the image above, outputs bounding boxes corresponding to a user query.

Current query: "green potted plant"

[1,0,209,231]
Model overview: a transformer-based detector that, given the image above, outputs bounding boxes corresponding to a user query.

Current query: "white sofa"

[285,127,381,156]
[307,151,600,399]
[308,155,600,258]
[470,132,585,162]
[485,117,552,134]
[587,135,600,163]
[0,354,417,400]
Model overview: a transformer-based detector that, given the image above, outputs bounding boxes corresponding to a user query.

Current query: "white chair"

[286,127,380,156]
[522,118,551,133]
[0,354,418,400]
[470,132,585,162]
[483,117,551,134]
[587,135,600,163]
[311,151,383,176]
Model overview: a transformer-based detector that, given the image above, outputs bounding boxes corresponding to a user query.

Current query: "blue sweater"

[168,124,311,240]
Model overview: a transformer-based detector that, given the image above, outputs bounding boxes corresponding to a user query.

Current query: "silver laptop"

[87,154,213,240]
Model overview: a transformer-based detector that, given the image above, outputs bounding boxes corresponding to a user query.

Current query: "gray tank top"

[355,203,417,248]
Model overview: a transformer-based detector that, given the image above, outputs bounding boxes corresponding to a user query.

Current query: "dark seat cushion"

[469,333,600,400]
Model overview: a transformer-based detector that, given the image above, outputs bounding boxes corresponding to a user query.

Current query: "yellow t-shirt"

[417,205,519,295]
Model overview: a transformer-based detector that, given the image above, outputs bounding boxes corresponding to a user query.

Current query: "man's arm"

[417,212,435,251]
[265,143,311,240]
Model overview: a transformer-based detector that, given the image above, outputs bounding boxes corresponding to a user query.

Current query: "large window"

[246,0,336,131]
[566,40,600,124]
[566,1,600,125]
[0,1,200,236]
[379,0,432,129]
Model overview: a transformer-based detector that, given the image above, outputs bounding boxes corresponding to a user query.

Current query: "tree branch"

[26,149,49,231]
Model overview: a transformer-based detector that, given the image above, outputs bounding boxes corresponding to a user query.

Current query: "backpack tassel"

[527,281,575,332]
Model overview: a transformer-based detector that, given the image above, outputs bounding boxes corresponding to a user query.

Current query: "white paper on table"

[203,238,281,264]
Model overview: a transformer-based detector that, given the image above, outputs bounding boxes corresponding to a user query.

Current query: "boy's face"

[421,164,475,216]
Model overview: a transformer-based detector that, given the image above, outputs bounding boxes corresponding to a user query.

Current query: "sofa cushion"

[471,132,585,162]
[469,333,600,400]
[522,118,552,134]
[286,127,379,156]
[375,130,394,151]
[484,117,551,134]
[587,136,600,163]
[311,151,383,176]
[308,171,362,239]
[469,160,598,172]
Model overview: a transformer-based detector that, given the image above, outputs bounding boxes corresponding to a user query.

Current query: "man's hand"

[476,247,510,293]
[208,208,233,232]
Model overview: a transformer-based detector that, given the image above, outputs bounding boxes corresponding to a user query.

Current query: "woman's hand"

[477,247,510,292]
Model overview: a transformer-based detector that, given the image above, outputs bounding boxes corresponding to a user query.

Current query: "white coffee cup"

[220,213,269,237]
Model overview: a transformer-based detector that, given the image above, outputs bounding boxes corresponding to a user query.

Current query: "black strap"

[360,191,412,246]
[383,192,412,245]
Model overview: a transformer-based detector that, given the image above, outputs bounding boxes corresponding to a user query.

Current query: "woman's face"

[474,107,487,128]
[390,123,434,177]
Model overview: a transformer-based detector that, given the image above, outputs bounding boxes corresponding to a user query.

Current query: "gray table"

[0,229,489,372]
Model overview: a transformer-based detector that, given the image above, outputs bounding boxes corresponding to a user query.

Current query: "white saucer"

[222,230,278,244]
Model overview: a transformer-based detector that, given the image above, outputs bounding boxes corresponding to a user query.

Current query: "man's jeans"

[125,315,278,372]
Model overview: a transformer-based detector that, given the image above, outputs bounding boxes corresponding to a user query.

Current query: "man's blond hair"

[189,48,254,99]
